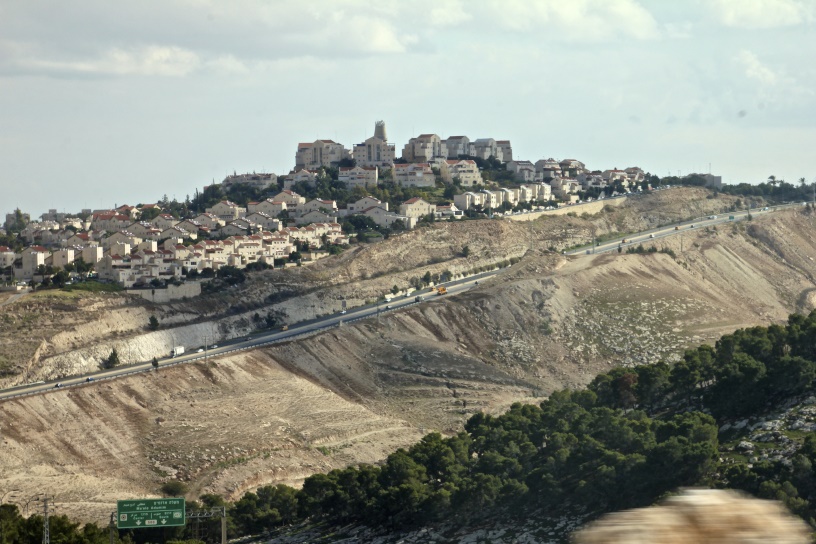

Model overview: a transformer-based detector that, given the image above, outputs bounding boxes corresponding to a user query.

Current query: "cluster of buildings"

[0,188,458,287]
[286,121,650,197]
[0,193,350,287]
[287,121,510,190]
[2,120,667,288]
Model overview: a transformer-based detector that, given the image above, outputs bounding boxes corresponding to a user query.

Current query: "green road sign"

[117,498,185,529]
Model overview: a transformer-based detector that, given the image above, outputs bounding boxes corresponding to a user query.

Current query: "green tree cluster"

[227,395,717,535]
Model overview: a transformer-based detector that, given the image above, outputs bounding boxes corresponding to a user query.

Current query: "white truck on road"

[170,346,185,358]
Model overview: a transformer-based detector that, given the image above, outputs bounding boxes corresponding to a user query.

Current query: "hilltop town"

[0,121,720,292]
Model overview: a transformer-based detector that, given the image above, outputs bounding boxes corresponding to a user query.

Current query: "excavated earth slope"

[1,192,815,524]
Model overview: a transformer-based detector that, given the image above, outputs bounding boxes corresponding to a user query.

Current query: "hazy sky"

[2,0,815,218]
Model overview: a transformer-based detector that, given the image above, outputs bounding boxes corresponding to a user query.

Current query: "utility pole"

[41,496,50,544]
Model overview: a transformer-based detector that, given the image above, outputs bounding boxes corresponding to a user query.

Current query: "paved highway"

[565,203,803,256]
[1,201,807,401]
[0,269,502,401]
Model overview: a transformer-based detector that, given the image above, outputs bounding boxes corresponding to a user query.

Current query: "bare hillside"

[1,194,815,524]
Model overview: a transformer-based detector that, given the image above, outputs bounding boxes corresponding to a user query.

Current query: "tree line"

[6,311,816,542]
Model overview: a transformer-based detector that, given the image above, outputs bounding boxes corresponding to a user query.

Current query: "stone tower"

[374,120,387,142]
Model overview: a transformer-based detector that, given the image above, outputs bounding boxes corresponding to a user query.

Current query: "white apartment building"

[392,163,435,187]
[401,134,447,163]
[472,138,504,162]
[0,246,16,269]
[339,166,378,188]
[353,121,396,168]
[453,191,487,211]
[443,136,471,158]
[506,160,537,182]
[295,140,350,169]
[497,140,513,163]
[399,198,436,218]
[440,159,483,187]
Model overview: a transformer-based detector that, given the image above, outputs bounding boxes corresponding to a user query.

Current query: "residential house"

[435,204,463,219]
[520,183,552,202]
[193,213,226,229]
[625,167,646,183]
[579,173,607,190]
[244,212,282,231]
[127,222,162,240]
[602,169,628,184]
[535,158,562,180]
[295,140,350,169]
[295,210,334,226]
[550,178,581,200]
[339,166,378,188]
[271,190,306,210]
[440,159,483,187]
[50,248,75,269]
[81,246,103,265]
[300,199,338,216]
[559,159,586,177]
[392,163,435,187]
[206,201,246,222]
[453,191,487,211]
[220,219,255,237]
[150,214,179,231]
[102,231,142,249]
[247,199,288,217]
[91,212,132,233]
[65,232,95,247]
[399,197,436,218]
[506,160,537,182]
[160,226,196,241]
[362,206,418,230]
[285,168,319,189]
[18,246,49,279]
[347,196,387,214]
[479,190,501,210]
[176,219,205,235]
[0,246,16,269]
[116,205,140,220]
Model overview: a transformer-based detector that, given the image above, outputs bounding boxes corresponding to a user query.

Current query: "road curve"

[0,269,502,401]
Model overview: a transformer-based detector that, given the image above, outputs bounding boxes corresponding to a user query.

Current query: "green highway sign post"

[117,498,185,529]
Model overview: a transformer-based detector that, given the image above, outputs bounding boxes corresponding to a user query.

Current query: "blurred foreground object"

[574,488,810,544]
